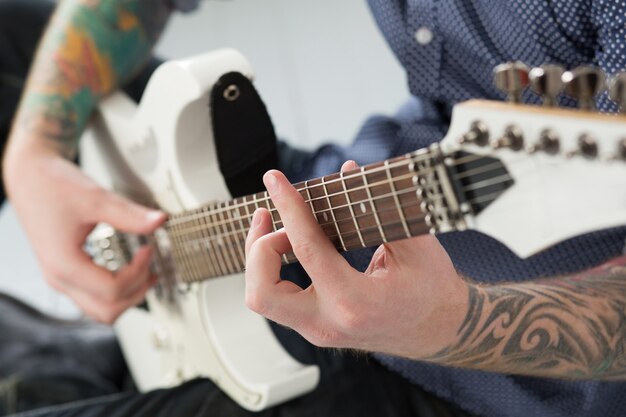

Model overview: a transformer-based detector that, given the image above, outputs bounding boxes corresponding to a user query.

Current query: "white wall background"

[0,0,407,317]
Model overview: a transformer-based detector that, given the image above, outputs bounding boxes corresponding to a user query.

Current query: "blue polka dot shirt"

[173,1,626,416]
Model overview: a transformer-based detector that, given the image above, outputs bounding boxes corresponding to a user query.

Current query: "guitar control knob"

[609,72,626,114]
[494,62,530,103]
[562,66,606,111]
[493,125,524,151]
[529,64,565,107]
[528,129,560,155]
[460,120,490,146]
[577,134,599,159]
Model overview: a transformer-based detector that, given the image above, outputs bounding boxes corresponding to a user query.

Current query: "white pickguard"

[81,49,319,411]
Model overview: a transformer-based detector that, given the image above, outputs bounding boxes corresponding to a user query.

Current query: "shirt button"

[415,27,434,45]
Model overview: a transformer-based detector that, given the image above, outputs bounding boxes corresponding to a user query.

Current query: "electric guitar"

[81,50,626,411]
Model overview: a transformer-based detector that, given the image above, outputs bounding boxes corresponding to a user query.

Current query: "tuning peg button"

[609,72,626,114]
[494,62,530,103]
[562,66,606,111]
[529,64,565,107]
[577,134,599,159]
[528,129,560,155]
[618,138,626,161]
[493,125,524,151]
[460,121,490,146]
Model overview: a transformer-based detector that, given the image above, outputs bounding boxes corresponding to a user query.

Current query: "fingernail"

[264,171,278,194]
[146,210,163,223]
[251,209,263,227]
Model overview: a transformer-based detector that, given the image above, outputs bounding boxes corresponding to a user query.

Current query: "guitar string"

[167,161,507,237]
[167,170,441,234]
[177,214,433,281]
[173,195,430,248]
[167,153,510,228]
[165,148,464,225]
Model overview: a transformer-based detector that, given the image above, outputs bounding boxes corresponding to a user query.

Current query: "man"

[2,0,626,416]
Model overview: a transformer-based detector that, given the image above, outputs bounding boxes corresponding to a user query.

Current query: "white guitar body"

[81,49,319,411]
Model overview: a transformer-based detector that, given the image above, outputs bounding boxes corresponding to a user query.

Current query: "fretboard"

[163,148,449,283]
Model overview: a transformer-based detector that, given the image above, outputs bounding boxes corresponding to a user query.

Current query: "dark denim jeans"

[0,1,464,416]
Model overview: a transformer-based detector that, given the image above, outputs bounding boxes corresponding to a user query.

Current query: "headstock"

[441,63,626,258]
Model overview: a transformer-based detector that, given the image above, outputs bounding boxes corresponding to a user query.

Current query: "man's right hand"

[4,146,166,323]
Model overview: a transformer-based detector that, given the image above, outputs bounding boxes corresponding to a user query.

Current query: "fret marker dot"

[323,212,329,222]
[360,203,367,214]
[217,238,224,247]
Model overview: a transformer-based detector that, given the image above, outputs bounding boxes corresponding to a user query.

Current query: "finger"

[62,273,157,324]
[263,170,351,284]
[245,223,315,329]
[340,160,359,172]
[245,208,273,256]
[93,190,166,234]
[60,245,154,303]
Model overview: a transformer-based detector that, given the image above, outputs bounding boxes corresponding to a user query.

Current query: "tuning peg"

[562,66,606,111]
[494,62,530,103]
[460,121,490,146]
[609,72,626,114]
[566,134,599,159]
[492,125,524,151]
[528,129,561,155]
[529,64,565,107]
[618,138,626,161]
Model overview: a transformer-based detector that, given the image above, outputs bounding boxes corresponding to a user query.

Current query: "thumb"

[94,190,166,234]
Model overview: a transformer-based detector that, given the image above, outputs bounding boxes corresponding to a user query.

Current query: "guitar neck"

[163,147,457,283]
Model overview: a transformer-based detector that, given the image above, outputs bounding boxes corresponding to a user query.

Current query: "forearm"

[428,256,626,380]
[4,0,170,165]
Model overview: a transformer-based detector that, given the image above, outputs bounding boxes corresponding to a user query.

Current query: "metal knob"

[609,72,626,114]
[577,134,599,159]
[494,62,530,103]
[618,138,626,161]
[460,121,490,146]
[529,64,565,107]
[562,66,606,111]
[493,125,524,151]
[528,129,560,155]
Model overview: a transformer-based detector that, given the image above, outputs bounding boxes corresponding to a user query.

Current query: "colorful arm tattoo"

[17,0,171,158]
[428,256,626,379]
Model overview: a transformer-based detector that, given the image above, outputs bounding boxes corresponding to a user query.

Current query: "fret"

[306,178,343,249]
[252,193,261,211]
[199,205,224,278]
[263,192,291,264]
[364,161,412,242]
[343,170,385,247]
[321,176,346,251]
[180,211,202,282]
[361,165,388,243]
[194,206,212,280]
[385,160,411,238]
[233,198,249,268]
[209,202,234,275]
[394,157,429,236]
[166,217,194,283]
[218,202,244,273]
[340,170,366,248]
[202,205,224,279]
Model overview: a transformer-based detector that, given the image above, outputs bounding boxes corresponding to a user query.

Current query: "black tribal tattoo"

[429,257,626,379]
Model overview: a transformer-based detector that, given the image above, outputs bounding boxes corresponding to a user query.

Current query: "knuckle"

[291,239,317,264]
[245,291,270,316]
[334,296,365,332]
[101,285,125,303]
